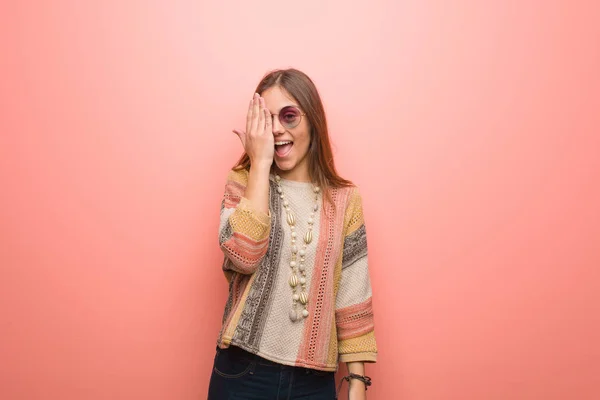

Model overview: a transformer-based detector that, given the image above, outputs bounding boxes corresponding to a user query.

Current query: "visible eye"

[280,107,300,123]
[282,112,298,122]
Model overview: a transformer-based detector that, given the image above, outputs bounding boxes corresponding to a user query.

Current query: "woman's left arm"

[336,187,377,399]
[347,361,367,400]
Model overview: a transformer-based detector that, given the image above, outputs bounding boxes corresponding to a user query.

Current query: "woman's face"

[262,86,312,181]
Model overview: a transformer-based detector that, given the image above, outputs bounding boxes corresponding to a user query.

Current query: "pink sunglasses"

[271,106,306,129]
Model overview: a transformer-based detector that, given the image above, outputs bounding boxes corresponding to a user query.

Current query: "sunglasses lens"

[279,106,301,128]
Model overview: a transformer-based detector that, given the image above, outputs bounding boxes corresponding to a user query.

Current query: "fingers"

[245,98,253,133]
[250,93,260,134]
[264,104,272,134]
[258,97,266,133]
[232,129,246,147]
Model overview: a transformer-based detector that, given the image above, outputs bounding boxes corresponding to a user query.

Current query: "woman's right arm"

[219,93,274,275]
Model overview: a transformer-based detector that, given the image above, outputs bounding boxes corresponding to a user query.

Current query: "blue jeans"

[207,345,337,399]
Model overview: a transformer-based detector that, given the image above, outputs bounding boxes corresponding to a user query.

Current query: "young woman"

[208,68,377,400]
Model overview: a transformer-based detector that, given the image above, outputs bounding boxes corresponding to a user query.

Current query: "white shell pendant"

[289,274,298,288]
[299,291,308,305]
[289,309,299,322]
[287,212,295,226]
[304,230,312,245]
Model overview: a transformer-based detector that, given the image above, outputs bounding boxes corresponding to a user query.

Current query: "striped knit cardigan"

[216,168,377,371]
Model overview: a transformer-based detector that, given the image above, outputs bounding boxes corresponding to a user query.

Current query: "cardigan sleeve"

[335,187,378,363]
[218,168,271,276]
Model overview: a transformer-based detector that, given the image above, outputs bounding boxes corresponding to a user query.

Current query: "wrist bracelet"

[338,373,372,392]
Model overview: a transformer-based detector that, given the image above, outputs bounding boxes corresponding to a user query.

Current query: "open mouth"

[275,141,293,158]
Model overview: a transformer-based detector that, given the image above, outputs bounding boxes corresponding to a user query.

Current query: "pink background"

[1,1,599,399]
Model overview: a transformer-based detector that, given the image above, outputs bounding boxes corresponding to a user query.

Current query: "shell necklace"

[274,174,320,322]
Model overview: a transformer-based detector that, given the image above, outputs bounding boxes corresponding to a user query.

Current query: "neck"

[273,164,311,182]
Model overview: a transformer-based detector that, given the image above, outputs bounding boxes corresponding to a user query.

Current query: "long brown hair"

[233,68,353,206]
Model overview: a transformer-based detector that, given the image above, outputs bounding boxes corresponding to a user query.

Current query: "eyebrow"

[272,104,299,115]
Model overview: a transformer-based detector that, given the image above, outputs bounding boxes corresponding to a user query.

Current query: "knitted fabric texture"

[216,168,377,372]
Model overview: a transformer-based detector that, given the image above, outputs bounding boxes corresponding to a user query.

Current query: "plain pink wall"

[1,1,599,399]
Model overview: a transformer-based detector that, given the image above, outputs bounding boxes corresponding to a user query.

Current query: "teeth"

[275,141,292,146]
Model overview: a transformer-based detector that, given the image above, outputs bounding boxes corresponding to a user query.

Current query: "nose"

[272,115,285,136]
